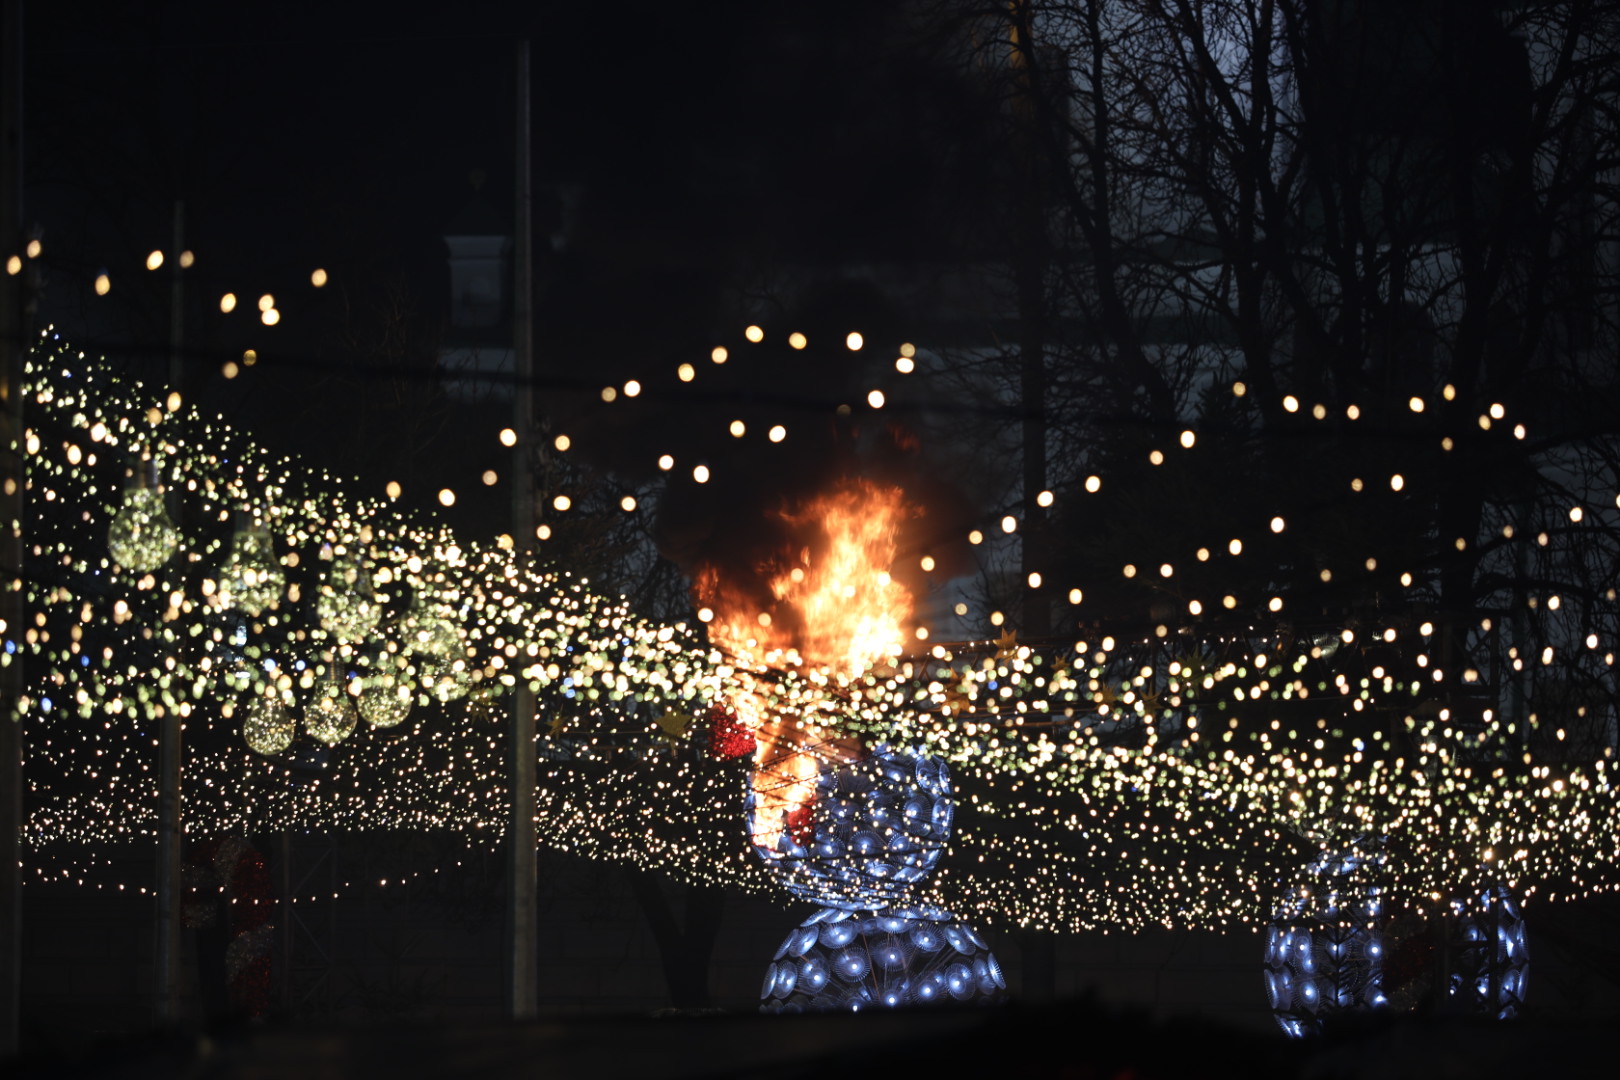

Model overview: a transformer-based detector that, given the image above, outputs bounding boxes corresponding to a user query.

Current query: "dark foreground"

[7,1002,1610,1080]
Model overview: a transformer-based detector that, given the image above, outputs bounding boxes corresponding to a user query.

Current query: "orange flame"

[698,478,917,851]
[700,478,914,673]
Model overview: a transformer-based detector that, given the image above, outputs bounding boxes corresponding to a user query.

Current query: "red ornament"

[784,798,817,847]
[183,836,275,1018]
[706,705,757,760]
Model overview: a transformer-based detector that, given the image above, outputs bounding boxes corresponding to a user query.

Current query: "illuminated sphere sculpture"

[240,694,296,755]
[1263,842,1393,1037]
[1264,841,1530,1036]
[304,682,359,746]
[761,906,1006,1012]
[1445,885,1529,1019]
[751,743,1003,1013]
[106,484,181,572]
[316,556,382,643]
[748,743,952,910]
[218,523,285,615]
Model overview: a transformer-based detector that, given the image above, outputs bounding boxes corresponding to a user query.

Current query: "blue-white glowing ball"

[1264,839,1530,1036]
[1264,840,1397,1037]
[760,906,1005,1012]
[1446,885,1529,1019]
[747,744,953,911]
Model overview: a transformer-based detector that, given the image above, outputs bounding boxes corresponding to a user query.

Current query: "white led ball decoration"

[1263,839,1531,1037]
[106,478,181,572]
[217,522,285,616]
[316,555,382,642]
[1263,839,1393,1037]
[304,679,360,747]
[1443,885,1530,1020]
[748,744,952,910]
[760,906,1005,1012]
[240,693,296,756]
[750,743,1004,1013]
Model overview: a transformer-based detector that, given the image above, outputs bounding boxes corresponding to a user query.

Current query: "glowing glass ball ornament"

[356,673,412,730]
[1263,838,1394,1037]
[106,467,181,572]
[747,743,952,911]
[240,692,296,756]
[316,555,382,643]
[217,520,285,616]
[401,604,467,702]
[760,906,1006,1013]
[304,673,360,747]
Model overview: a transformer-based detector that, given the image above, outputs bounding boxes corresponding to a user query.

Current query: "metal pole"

[153,199,185,1025]
[507,39,539,1022]
[0,0,25,1057]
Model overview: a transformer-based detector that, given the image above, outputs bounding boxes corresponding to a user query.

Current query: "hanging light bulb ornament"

[401,595,467,702]
[357,672,412,729]
[241,691,297,756]
[304,664,359,746]
[218,514,285,616]
[106,459,181,572]
[316,553,382,642]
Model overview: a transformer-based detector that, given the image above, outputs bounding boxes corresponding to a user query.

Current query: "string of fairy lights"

[13,296,1620,933]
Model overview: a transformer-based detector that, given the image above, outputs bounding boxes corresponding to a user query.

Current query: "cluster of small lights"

[18,331,719,867]
[16,322,1620,937]
[544,323,1620,929]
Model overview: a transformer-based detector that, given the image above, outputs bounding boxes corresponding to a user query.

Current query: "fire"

[700,478,914,673]
[697,478,917,853]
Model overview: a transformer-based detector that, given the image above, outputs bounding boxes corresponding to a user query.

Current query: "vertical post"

[0,0,25,1057]
[154,198,185,1026]
[507,39,539,1022]
[277,832,291,1014]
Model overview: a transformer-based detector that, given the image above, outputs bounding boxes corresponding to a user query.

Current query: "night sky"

[25,2,991,573]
